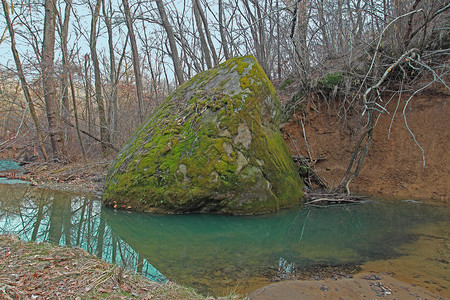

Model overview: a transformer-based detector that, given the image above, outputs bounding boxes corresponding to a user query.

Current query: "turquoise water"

[0,178,30,184]
[0,160,29,184]
[0,160,22,172]
[0,184,448,295]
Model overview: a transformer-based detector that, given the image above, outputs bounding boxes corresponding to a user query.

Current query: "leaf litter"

[0,235,213,299]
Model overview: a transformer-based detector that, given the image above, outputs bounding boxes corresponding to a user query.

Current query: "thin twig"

[287,132,302,158]
[300,118,313,161]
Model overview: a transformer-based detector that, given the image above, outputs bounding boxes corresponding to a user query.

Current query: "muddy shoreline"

[0,160,108,195]
[249,272,446,300]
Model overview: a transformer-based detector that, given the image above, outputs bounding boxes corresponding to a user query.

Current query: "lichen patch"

[236,151,248,173]
[233,123,252,149]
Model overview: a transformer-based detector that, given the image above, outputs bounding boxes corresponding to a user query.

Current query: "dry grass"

[0,235,214,299]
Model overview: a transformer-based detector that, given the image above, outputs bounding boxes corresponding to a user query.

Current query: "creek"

[0,182,448,296]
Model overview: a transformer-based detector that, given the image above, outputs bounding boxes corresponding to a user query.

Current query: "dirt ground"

[249,272,446,300]
[281,90,449,204]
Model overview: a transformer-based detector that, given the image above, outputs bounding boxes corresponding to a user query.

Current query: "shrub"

[318,72,344,89]
[280,78,294,90]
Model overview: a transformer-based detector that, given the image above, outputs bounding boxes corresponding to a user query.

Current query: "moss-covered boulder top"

[103,55,304,214]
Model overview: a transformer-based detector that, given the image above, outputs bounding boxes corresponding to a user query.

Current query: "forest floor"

[0,235,211,300]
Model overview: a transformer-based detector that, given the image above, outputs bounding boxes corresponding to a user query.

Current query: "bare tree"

[56,0,87,162]
[42,0,63,159]
[290,0,311,87]
[102,0,118,142]
[122,0,144,122]
[193,0,212,69]
[1,0,48,160]
[193,0,218,67]
[218,0,230,60]
[55,0,74,157]
[155,0,184,85]
[89,0,110,156]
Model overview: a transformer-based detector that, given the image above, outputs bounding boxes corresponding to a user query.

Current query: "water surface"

[0,160,29,184]
[0,184,448,296]
[0,160,22,172]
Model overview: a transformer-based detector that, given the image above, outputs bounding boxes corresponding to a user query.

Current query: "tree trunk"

[218,0,230,60]
[58,0,72,157]
[111,232,117,263]
[241,0,268,74]
[192,0,212,69]
[42,0,62,159]
[95,211,105,258]
[83,55,93,135]
[102,0,118,142]
[31,194,45,241]
[141,23,159,100]
[276,0,281,80]
[194,0,218,66]
[48,196,65,244]
[63,196,72,247]
[90,0,110,156]
[155,0,184,85]
[69,70,87,162]
[317,0,330,52]
[122,0,144,122]
[291,0,311,87]
[76,197,87,246]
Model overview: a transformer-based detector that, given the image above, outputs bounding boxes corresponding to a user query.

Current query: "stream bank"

[281,91,449,203]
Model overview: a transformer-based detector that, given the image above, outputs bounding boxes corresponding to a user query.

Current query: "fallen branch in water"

[305,192,369,206]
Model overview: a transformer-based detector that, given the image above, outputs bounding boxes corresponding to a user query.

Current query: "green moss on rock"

[103,55,304,214]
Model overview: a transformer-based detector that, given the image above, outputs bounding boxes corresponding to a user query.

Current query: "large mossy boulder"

[103,56,304,214]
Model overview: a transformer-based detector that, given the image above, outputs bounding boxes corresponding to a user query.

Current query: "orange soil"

[281,90,449,203]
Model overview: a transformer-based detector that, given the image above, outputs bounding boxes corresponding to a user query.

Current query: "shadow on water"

[0,184,448,296]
